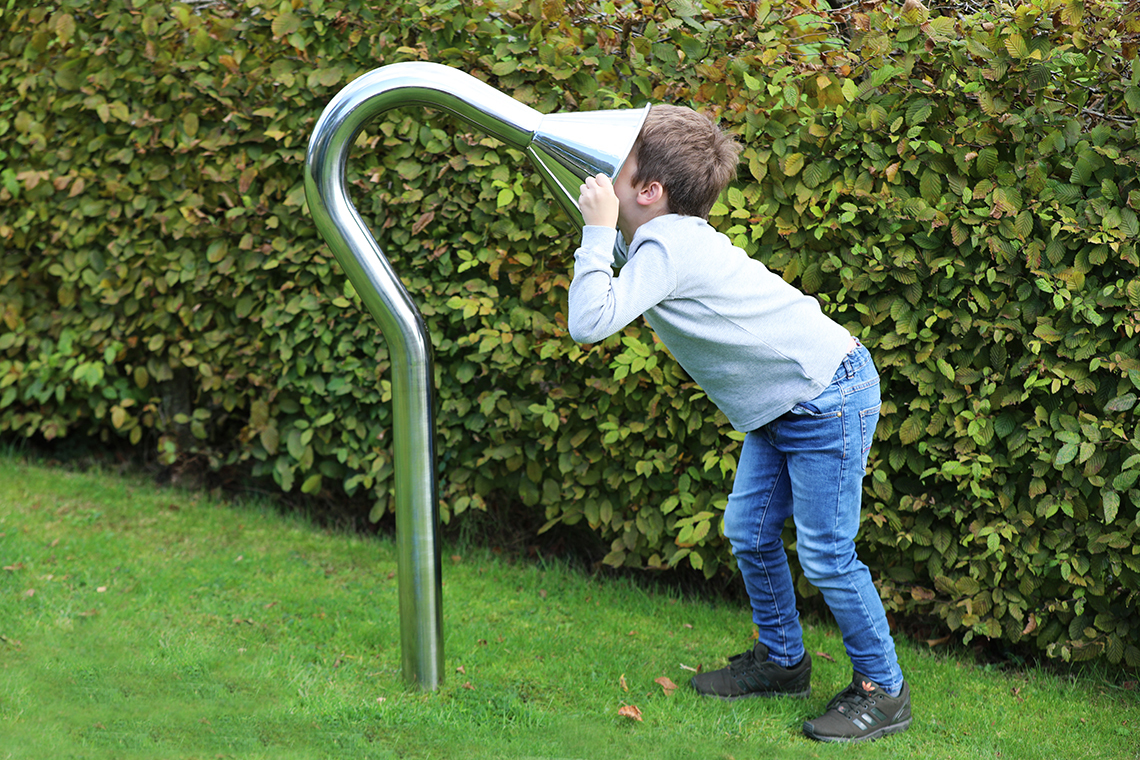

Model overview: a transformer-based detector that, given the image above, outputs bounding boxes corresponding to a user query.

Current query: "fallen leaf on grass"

[3,563,24,572]
[617,704,643,721]
[619,674,628,692]
[456,665,466,675]
[814,650,836,662]
[680,663,701,673]
[462,681,474,690]
[655,676,678,696]
[333,654,360,669]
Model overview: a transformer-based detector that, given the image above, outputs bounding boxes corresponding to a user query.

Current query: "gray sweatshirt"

[568,214,853,432]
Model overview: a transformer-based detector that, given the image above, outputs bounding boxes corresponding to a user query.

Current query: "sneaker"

[690,642,811,700]
[802,674,912,743]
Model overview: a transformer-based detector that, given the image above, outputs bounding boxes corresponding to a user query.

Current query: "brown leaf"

[1022,614,1038,636]
[814,650,836,662]
[412,211,435,235]
[617,704,642,721]
[461,681,474,690]
[655,676,678,696]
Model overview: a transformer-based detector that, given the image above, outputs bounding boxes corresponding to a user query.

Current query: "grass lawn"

[1,452,1137,759]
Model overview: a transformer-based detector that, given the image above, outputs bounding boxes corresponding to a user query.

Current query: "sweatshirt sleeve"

[567,225,675,344]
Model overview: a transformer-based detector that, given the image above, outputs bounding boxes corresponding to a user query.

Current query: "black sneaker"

[802,674,912,742]
[690,642,811,700]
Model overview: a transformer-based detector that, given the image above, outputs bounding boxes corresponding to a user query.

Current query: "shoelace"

[727,649,757,674]
[831,686,876,717]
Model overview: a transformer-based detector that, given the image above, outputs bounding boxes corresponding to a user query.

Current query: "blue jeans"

[723,343,903,691]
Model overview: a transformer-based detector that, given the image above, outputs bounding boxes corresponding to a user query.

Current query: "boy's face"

[613,154,647,240]
[612,153,667,240]
[613,154,642,223]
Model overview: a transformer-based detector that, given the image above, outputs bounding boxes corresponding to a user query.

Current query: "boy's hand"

[578,173,619,229]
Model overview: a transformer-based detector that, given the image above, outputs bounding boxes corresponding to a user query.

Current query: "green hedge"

[2,0,1138,667]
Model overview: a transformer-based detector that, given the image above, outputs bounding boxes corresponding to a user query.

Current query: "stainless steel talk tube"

[303,61,647,689]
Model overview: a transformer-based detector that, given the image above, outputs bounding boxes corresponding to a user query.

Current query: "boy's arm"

[567,227,673,344]
[581,174,632,267]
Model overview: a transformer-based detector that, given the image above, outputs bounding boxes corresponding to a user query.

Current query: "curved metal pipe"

[304,61,647,690]
[304,63,548,690]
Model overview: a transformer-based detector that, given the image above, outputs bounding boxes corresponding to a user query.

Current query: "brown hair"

[630,104,742,219]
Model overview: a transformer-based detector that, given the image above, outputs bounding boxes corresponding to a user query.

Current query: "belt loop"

[843,337,863,378]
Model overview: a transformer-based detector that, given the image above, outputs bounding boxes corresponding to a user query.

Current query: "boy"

[567,104,911,743]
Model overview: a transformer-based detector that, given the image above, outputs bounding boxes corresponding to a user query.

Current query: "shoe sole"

[802,717,912,743]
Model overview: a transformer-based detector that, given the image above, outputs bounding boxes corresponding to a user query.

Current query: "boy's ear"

[638,180,666,206]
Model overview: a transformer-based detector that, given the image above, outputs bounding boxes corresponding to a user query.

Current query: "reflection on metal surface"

[304,61,648,689]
